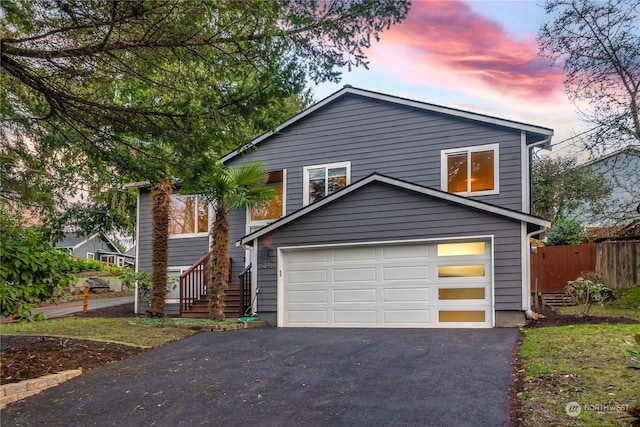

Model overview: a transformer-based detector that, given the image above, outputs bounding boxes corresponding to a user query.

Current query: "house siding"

[578,149,640,226]
[252,182,523,316]
[135,92,540,311]
[71,239,115,259]
[225,94,524,214]
[137,189,208,273]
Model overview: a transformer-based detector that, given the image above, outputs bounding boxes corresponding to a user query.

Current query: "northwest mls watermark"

[565,401,630,417]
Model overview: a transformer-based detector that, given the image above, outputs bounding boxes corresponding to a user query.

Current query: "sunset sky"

[312,0,585,158]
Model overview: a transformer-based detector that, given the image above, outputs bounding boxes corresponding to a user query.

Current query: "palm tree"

[199,162,275,320]
[148,176,172,317]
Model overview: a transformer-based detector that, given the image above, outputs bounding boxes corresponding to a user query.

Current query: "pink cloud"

[369,0,567,103]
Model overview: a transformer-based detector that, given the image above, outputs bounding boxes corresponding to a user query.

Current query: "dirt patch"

[74,302,138,318]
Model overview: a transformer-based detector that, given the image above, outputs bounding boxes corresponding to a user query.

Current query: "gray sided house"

[55,233,133,267]
[134,86,553,327]
[575,146,640,227]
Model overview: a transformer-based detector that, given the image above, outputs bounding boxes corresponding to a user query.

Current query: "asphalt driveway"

[2,328,518,426]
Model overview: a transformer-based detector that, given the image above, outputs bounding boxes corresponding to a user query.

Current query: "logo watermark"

[565,401,581,417]
[565,401,630,418]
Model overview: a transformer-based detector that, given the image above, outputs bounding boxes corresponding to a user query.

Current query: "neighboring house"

[133,86,553,327]
[576,146,640,227]
[55,233,134,268]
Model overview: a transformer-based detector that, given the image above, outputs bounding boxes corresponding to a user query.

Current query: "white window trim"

[440,143,499,196]
[86,252,95,260]
[246,169,287,229]
[169,194,211,239]
[100,254,116,264]
[303,161,351,206]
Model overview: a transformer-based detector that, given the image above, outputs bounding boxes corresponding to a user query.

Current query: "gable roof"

[239,173,550,245]
[55,233,100,249]
[54,232,123,253]
[223,86,554,164]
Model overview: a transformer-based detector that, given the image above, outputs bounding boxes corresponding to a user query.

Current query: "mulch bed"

[1,303,145,385]
[524,305,638,328]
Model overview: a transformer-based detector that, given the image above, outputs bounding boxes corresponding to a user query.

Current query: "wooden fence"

[596,241,639,289]
[531,241,640,292]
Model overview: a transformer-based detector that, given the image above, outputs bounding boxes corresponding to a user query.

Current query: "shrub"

[0,211,78,320]
[75,258,103,272]
[565,276,611,317]
[120,269,152,291]
[546,212,586,246]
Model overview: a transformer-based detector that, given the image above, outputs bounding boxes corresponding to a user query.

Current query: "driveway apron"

[1,328,518,426]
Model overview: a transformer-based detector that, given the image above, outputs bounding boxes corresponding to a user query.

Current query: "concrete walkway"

[1,327,519,426]
[1,296,134,323]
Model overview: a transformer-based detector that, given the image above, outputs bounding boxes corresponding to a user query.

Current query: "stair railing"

[238,263,252,317]
[179,252,210,316]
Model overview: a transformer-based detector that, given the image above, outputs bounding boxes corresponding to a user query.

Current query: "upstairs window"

[169,195,209,236]
[441,144,499,195]
[249,170,285,225]
[303,162,351,205]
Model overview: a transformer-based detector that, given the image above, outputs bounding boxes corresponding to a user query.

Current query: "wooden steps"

[181,283,244,319]
[541,293,575,307]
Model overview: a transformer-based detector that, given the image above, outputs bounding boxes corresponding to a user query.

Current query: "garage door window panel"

[437,242,486,256]
[438,288,485,300]
[439,310,486,322]
[438,265,486,278]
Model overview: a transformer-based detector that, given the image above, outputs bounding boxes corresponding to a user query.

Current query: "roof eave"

[239,174,551,245]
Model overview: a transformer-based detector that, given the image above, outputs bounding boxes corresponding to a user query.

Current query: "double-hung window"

[169,194,209,237]
[441,144,499,195]
[303,162,350,205]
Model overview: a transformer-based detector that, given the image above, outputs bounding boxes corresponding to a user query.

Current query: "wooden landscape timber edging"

[531,241,640,293]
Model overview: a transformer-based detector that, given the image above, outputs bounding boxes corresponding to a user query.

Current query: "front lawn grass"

[0,317,206,347]
[556,287,640,321]
[520,324,640,426]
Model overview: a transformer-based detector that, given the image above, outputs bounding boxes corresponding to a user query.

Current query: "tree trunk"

[208,205,230,321]
[149,178,171,317]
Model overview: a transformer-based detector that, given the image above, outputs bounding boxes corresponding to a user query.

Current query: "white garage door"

[281,240,492,328]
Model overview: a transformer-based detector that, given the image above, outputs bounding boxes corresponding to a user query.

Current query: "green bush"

[75,258,103,272]
[546,212,586,246]
[566,276,610,317]
[0,211,78,320]
[120,269,152,291]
